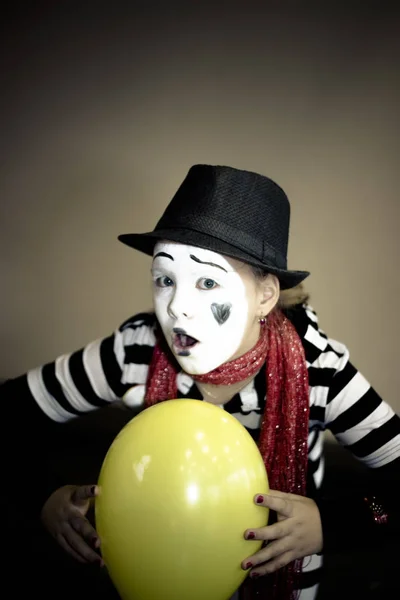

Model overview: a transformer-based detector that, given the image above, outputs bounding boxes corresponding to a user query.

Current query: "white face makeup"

[151,241,262,375]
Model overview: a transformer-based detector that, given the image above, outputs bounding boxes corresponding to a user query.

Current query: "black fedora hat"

[118,165,309,290]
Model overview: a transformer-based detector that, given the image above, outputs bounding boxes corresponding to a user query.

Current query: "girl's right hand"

[41,484,103,566]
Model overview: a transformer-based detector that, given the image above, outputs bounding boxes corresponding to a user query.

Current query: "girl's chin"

[175,355,225,376]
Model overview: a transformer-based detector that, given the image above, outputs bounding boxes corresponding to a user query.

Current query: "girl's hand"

[41,484,103,566]
[242,490,323,578]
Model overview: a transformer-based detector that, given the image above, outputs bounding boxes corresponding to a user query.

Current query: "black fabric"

[317,455,400,554]
[5,520,120,599]
[1,375,66,519]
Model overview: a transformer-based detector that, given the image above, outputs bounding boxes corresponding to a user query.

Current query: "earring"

[259,316,266,325]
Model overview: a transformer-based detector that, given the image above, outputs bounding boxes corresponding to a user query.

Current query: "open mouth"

[172,328,199,355]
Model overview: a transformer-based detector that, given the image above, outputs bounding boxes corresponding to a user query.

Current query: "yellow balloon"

[95,399,269,600]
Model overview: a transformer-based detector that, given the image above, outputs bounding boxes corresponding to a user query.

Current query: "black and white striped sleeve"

[298,305,400,552]
[323,347,399,469]
[2,312,157,425]
[302,305,400,468]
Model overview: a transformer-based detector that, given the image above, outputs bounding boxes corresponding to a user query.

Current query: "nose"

[167,286,192,320]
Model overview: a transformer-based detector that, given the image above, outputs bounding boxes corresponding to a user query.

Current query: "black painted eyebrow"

[153,252,174,261]
[190,254,227,273]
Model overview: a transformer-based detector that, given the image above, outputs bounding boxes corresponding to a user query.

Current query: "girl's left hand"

[241,490,323,578]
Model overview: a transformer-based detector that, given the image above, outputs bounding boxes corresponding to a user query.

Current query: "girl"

[3,165,399,599]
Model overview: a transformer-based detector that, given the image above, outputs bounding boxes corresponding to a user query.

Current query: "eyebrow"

[190,254,227,272]
[153,252,174,261]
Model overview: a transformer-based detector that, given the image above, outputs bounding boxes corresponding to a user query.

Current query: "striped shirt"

[12,303,400,598]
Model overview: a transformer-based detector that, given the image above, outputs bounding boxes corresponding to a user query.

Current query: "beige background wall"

[1,4,399,413]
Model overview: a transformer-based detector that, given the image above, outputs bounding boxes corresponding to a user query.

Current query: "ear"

[257,274,280,316]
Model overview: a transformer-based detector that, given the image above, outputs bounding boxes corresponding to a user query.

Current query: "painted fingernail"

[247,532,255,539]
[245,562,253,570]
[256,495,264,504]
[251,571,260,579]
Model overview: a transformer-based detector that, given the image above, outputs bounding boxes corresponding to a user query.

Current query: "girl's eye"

[197,278,218,290]
[155,276,174,288]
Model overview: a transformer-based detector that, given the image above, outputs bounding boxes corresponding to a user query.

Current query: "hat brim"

[118,230,309,290]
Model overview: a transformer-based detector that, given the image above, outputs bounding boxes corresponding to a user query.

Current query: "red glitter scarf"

[145,309,310,600]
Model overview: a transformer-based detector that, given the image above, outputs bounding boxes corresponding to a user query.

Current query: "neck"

[195,373,257,405]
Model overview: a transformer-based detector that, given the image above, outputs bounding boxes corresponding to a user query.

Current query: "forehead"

[153,241,237,271]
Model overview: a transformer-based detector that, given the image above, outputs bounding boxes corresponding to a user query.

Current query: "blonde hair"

[278,282,309,309]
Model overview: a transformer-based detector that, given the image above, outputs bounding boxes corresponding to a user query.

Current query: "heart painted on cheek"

[211,302,232,325]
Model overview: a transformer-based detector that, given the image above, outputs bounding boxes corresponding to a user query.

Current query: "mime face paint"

[151,241,262,375]
[211,302,232,325]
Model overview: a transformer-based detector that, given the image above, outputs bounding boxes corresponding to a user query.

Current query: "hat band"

[158,214,287,269]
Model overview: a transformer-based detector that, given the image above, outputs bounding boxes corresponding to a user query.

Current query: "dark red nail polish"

[256,495,264,504]
[245,562,252,569]
[247,532,255,539]
[251,572,260,579]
